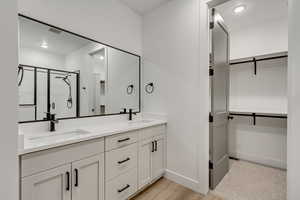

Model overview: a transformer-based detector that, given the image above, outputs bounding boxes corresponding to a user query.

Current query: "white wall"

[18,0,143,55]
[230,58,288,114]
[0,0,19,199]
[143,0,209,193]
[230,18,288,60]
[288,0,300,199]
[106,48,140,113]
[229,58,288,169]
[20,47,66,69]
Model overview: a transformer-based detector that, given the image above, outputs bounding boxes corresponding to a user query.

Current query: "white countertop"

[19,119,167,155]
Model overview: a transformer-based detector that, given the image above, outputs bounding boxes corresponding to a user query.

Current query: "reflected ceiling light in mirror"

[100,55,105,60]
[41,41,48,49]
[234,5,246,14]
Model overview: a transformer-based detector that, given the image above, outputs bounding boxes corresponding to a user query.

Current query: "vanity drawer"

[106,143,138,181]
[21,138,104,177]
[106,168,138,200]
[139,125,165,141]
[105,131,138,151]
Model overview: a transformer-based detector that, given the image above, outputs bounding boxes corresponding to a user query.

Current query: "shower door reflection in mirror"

[18,15,140,122]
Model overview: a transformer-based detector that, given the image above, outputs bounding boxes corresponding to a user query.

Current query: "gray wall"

[0,0,19,199]
[288,0,300,199]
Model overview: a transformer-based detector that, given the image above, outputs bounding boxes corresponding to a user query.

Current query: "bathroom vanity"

[17,12,165,200]
[19,120,166,200]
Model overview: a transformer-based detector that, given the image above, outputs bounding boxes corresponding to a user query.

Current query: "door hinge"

[209,69,214,76]
[210,22,214,29]
[209,114,213,123]
[209,53,214,66]
[209,161,214,169]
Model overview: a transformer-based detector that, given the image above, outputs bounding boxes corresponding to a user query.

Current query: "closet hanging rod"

[229,112,287,119]
[229,112,287,126]
[230,55,288,66]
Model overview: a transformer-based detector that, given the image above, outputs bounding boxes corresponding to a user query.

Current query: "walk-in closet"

[209,0,287,199]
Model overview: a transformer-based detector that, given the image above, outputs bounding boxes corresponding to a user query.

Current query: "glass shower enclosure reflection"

[18,65,79,122]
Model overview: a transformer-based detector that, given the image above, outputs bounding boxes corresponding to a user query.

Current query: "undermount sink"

[129,119,154,124]
[28,129,91,142]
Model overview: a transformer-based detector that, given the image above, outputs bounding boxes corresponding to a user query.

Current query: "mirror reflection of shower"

[55,74,73,109]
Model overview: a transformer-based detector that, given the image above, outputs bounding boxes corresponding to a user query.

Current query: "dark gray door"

[209,8,230,189]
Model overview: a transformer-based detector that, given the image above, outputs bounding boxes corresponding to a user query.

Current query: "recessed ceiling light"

[234,5,246,14]
[41,41,48,49]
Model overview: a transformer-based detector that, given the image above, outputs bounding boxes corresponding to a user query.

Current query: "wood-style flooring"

[131,178,222,200]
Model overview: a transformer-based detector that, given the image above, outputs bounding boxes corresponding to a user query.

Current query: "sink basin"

[28,129,91,142]
[129,119,154,124]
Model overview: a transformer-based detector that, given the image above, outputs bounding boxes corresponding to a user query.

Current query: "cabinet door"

[138,138,153,189]
[22,164,71,200]
[72,154,104,200]
[152,136,165,180]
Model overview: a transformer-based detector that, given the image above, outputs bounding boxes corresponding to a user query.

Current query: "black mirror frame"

[18,14,141,123]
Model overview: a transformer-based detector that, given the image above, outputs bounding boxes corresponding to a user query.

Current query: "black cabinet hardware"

[118,184,130,193]
[228,116,234,120]
[118,138,130,143]
[66,172,70,191]
[74,169,79,187]
[154,141,158,152]
[118,157,130,164]
[151,141,155,152]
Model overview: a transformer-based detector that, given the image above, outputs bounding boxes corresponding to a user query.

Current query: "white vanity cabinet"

[71,155,104,200]
[22,164,72,200]
[21,138,105,200]
[138,127,165,189]
[20,123,166,200]
[105,131,139,200]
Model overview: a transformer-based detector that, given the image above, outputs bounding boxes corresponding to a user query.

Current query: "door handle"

[66,172,70,191]
[118,157,130,164]
[118,184,130,193]
[74,169,79,187]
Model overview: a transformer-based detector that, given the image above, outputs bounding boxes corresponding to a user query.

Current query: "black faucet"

[128,109,137,121]
[49,113,59,132]
[120,108,127,114]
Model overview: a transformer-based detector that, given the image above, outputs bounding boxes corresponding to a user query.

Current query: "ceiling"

[216,0,288,31]
[19,16,91,56]
[119,0,170,15]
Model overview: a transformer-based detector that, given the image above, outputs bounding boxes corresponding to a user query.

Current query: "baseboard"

[229,151,287,169]
[164,169,201,193]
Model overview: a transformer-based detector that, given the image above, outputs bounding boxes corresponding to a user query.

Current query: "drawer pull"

[118,138,130,143]
[155,140,158,152]
[118,184,130,193]
[118,157,130,164]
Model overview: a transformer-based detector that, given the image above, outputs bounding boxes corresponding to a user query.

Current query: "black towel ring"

[145,82,154,94]
[127,84,134,95]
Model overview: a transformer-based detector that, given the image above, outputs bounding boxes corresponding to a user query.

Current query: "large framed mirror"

[18,15,141,123]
